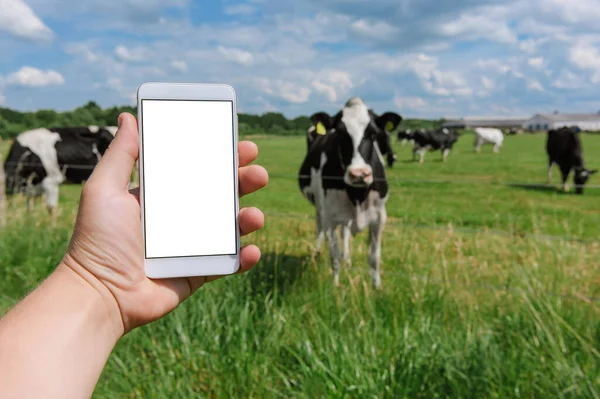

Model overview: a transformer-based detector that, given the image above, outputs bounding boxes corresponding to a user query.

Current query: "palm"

[64,114,268,333]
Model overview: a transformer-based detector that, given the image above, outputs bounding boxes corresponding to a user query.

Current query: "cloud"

[569,39,600,82]
[170,60,188,73]
[255,78,311,104]
[217,46,254,66]
[528,57,545,69]
[224,4,257,15]
[114,45,150,62]
[394,95,426,110]
[0,0,53,41]
[4,66,65,87]
[527,79,544,92]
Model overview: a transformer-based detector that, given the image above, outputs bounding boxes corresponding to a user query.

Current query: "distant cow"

[474,127,504,153]
[412,128,461,163]
[4,126,116,216]
[299,97,402,288]
[397,129,414,146]
[546,127,597,194]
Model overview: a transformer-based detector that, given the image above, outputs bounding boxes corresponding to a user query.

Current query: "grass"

[1,133,599,398]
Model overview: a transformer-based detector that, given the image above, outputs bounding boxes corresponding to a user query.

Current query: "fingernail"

[118,114,125,129]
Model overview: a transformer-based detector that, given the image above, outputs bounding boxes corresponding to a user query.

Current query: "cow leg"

[341,223,352,267]
[41,177,60,225]
[547,162,554,185]
[442,149,450,162]
[325,225,342,287]
[560,165,571,192]
[315,210,325,255]
[368,208,386,290]
[474,137,481,153]
[418,149,426,164]
[493,143,501,153]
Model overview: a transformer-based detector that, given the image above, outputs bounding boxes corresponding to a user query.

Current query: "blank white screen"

[142,100,237,259]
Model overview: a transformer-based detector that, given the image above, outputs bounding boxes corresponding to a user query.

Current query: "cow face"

[311,98,402,187]
[574,168,598,194]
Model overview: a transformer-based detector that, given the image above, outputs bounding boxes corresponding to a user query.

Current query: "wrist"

[56,258,125,342]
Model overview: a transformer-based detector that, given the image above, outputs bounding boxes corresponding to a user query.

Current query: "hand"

[61,113,268,335]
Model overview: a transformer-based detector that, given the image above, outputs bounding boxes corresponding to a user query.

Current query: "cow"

[546,127,597,194]
[4,126,116,217]
[397,129,414,146]
[412,128,461,163]
[308,112,398,168]
[473,127,504,153]
[299,97,402,288]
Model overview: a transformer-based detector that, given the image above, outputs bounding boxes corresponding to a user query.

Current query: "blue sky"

[1,0,600,118]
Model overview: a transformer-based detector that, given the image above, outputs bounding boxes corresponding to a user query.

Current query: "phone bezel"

[137,82,240,279]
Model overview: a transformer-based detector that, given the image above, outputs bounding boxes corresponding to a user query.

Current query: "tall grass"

[0,134,599,398]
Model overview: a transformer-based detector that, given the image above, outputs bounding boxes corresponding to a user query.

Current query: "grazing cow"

[397,129,415,146]
[473,127,504,153]
[299,97,402,288]
[546,127,597,194]
[412,128,461,163]
[4,126,116,216]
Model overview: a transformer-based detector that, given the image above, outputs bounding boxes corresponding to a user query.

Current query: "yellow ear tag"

[385,121,395,132]
[316,122,327,135]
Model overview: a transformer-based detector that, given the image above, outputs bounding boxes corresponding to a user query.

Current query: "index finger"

[239,141,258,167]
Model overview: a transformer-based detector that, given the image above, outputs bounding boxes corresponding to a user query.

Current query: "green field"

[1,133,599,398]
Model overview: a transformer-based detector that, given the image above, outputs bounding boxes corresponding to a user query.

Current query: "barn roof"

[534,113,600,122]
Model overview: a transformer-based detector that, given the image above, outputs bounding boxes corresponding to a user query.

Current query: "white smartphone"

[137,82,240,279]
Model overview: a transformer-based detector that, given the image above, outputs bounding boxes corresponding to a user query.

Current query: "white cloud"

[4,67,65,87]
[527,79,544,92]
[0,0,53,41]
[114,45,150,62]
[481,77,496,90]
[255,78,311,104]
[224,4,256,15]
[217,46,254,66]
[350,19,399,42]
[569,39,600,82]
[170,60,188,73]
[65,43,100,63]
[528,57,545,69]
[312,81,337,102]
[394,95,426,110]
[552,70,584,89]
[0,93,5,105]
[436,10,516,44]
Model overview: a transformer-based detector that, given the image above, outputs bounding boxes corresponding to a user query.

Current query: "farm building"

[523,113,600,131]
[443,116,529,129]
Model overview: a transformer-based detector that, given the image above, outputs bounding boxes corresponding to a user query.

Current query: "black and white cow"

[412,128,461,163]
[397,129,414,146]
[308,111,398,168]
[546,127,597,194]
[299,98,402,288]
[4,126,117,215]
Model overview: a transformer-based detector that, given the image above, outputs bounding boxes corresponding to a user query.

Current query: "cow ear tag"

[316,122,327,135]
[385,121,395,132]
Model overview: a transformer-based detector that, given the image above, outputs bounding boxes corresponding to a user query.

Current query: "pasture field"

[1,133,599,398]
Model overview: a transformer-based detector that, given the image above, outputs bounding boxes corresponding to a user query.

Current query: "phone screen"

[141,99,237,259]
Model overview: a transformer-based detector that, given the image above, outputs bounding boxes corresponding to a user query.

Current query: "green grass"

[1,134,599,398]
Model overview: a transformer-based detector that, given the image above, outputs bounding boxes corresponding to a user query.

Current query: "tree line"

[0,101,441,139]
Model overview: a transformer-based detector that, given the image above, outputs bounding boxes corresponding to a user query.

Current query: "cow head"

[574,167,598,194]
[310,98,402,187]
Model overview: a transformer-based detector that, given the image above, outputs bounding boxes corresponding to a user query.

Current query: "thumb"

[88,113,139,190]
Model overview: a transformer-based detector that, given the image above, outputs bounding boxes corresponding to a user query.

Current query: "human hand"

[61,113,268,335]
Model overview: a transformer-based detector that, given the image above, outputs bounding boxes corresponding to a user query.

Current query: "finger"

[204,245,261,283]
[239,207,264,236]
[89,113,139,190]
[239,165,269,197]
[238,141,258,167]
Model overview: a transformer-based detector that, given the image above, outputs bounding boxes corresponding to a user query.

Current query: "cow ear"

[376,112,403,132]
[311,112,333,136]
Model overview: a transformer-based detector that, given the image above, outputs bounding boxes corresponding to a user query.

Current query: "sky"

[1,0,600,118]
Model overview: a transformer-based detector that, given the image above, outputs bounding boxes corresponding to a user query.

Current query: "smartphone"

[137,82,240,278]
